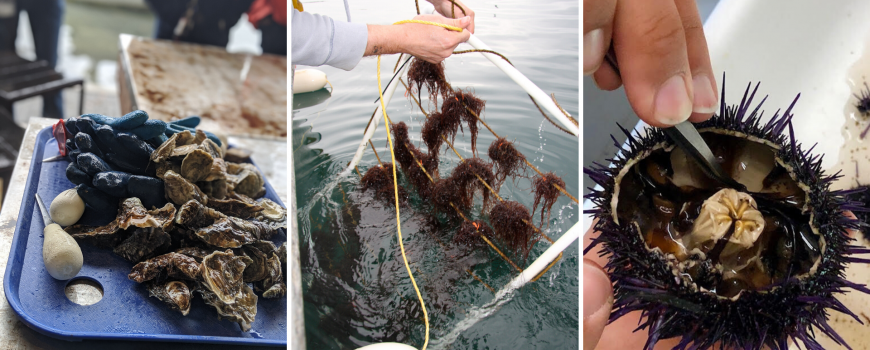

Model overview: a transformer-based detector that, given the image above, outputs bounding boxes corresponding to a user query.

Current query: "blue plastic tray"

[3,127,287,346]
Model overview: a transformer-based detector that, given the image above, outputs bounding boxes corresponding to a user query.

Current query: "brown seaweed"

[454,220,492,248]
[442,89,485,154]
[532,172,565,226]
[489,201,536,259]
[488,137,525,190]
[407,58,450,106]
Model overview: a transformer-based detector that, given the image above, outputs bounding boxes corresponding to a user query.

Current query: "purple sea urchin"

[855,81,870,117]
[585,78,869,350]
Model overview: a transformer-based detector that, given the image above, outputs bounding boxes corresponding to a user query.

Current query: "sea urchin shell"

[584,78,869,350]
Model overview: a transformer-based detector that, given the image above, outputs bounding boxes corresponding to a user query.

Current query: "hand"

[365,14,472,64]
[584,0,718,128]
[428,0,475,33]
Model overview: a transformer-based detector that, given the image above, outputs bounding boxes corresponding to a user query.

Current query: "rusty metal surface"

[0,118,287,349]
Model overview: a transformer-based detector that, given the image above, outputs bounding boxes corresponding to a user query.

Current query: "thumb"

[449,16,471,30]
[583,259,613,350]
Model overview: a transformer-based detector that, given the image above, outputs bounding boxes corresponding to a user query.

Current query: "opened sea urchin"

[585,80,869,350]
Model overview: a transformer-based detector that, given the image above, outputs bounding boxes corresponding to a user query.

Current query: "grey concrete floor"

[582,0,720,193]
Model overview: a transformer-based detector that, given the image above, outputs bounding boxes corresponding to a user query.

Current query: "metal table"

[0,117,287,349]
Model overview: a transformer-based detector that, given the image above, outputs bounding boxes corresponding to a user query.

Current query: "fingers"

[844,210,859,238]
[452,0,475,33]
[583,259,613,350]
[613,0,693,127]
[675,0,718,122]
[583,0,616,75]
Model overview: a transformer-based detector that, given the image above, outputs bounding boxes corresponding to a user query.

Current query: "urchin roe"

[615,132,820,298]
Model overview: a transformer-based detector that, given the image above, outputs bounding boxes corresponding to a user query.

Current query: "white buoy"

[293,69,328,94]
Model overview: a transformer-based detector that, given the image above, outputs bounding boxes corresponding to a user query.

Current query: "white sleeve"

[291,9,368,71]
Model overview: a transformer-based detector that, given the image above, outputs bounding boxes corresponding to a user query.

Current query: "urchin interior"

[612,130,822,298]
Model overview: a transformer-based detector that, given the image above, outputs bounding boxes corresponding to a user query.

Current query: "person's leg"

[20,0,64,118]
[0,2,18,53]
[183,0,255,48]
[258,17,286,56]
[144,0,190,40]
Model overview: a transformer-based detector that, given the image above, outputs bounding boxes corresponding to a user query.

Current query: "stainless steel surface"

[35,193,52,226]
[0,117,284,349]
[663,121,745,190]
[41,155,66,163]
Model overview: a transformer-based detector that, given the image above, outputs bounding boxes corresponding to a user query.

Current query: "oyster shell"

[181,149,215,183]
[174,246,213,262]
[128,252,201,283]
[66,219,121,248]
[177,199,272,247]
[226,162,264,198]
[197,281,257,332]
[146,280,192,316]
[114,227,171,262]
[255,198,287,231]
[207,194,263,219]
[164,170,207,205]
[151,130,195,163]
[200,250,253,304]
[242,244,270,282]
[118,199,175,231]
[258,252,285,298]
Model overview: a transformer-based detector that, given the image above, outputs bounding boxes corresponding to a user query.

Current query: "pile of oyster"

[65,130,287,331]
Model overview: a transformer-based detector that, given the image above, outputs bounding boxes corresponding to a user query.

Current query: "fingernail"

[583,29,606,75]
[692,74,718,114]
[583,260,612,320]
[654,75,693,125]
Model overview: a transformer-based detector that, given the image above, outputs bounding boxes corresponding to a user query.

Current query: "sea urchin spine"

[584,76,870,350]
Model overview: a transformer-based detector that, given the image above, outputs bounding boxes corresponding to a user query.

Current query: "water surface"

[293,0,579,348]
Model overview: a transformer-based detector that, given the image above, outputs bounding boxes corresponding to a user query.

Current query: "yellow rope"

[367,20,461,349]
[393,19,463,32]
[377,55,430,350]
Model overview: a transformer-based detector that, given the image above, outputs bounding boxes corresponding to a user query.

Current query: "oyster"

[151,130,195,163]
[146,280,192,316]
[226,162,264,198]
[114,227,171,262]
[197,281,257,332]
[200,250,253,304]
[118,199,175,231]
[181,149,215,183]
[174,246,213,262]
[258,252,285,298]
[242,244,270,282]
[66,219,121,248]
[254,198,287,231]
[164,170,206,205]
[177,199,273,247]
[128,252,201,283]
[207,194,263,219]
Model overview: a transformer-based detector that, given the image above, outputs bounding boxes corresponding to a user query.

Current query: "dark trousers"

[144,0,285,56]
[0,0,65,119]
[145,0,254,48]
